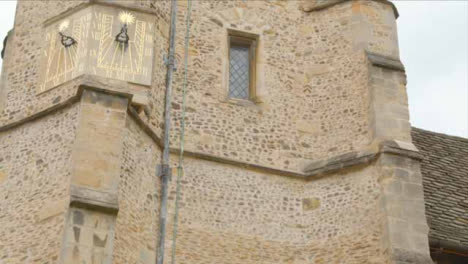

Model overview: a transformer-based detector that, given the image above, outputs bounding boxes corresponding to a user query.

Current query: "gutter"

[156,0,178,264]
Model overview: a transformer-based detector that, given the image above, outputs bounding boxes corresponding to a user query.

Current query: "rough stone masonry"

[0,0,434,263]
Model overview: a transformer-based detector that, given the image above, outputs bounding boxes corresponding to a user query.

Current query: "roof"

[412,127,468,251]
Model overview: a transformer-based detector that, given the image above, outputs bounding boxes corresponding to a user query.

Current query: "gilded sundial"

[90,9,154,84]
[39,5,155,93]
[39,9,90,92]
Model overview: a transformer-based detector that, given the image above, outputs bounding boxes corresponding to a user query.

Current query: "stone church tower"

[0,0,434,263]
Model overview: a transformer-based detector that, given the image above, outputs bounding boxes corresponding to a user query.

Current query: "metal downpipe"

[156,0,178,264]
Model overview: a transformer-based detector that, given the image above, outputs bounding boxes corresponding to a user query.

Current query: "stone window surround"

[224,29,259,106]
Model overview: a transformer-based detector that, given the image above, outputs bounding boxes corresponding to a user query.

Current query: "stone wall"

[0,1,434,263]
[0,1,86,123]
[167,0,401,173]
[161,157,388,264]
[0,88,164,263]
[1,0,403,173]
[112,116,160,264]
[0,104,79,263]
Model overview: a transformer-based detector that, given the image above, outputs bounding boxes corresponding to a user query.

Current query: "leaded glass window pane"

[229,45,250,99]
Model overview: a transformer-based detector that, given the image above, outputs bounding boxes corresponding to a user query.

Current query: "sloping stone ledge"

[304,140,422,177]
[127,107,307,178]
[1,83,421,181]
[304,150,378,176]
[0,75,139,132]
[0,94,79,133]
[300,0,399,19]
[366,51,405,72]
[130,107,422,179]
[380,139,422,159]
[70,185,119,214]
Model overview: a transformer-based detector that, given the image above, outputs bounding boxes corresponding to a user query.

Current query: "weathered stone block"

[394,168,410,182]
[36,199,68,222]
[140,248,156,264]
[61,207,116,263]
[389,229,411,249]
[403,182,424,200]
[302,197,321,211]
[71,89,128,192]
[393,248,434,264]
[385,179,403,195]
[0,170,7,185]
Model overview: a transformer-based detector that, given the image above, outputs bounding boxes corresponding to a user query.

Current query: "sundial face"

[39,9,91,92]
[38,5,155,93]
[89,7,154,85]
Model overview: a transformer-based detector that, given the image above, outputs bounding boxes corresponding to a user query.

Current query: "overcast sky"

[0,1,466,138]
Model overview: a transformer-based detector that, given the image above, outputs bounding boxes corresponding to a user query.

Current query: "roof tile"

[412,127,468,247]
